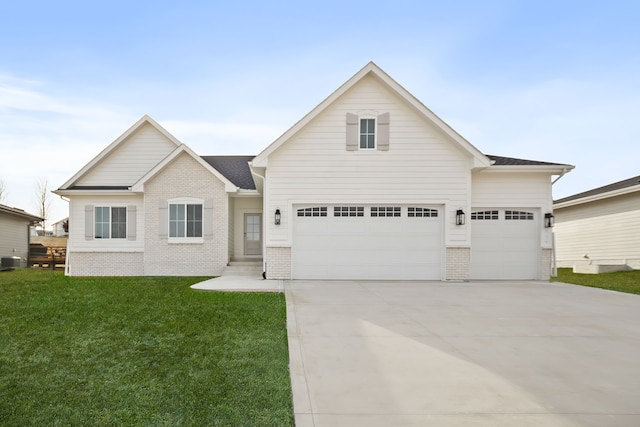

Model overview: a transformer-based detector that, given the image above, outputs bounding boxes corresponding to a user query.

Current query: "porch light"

[544,212,554,228]
[456,209,465,226]
[275,209,281,225]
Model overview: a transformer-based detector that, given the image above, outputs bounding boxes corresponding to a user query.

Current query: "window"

[169,203,203,237]
[471,210,499,220]
[95,207,126,239]
[334,206,364,217]
[297,207,327,217]
[408,207,438,217]
[371,207,401,217]
[505,210,534,220]
[360,118,375,149]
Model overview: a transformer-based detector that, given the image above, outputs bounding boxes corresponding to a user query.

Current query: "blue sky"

[1,1,639,225]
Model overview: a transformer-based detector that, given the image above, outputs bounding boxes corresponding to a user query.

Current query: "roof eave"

[481,165,575,174]
[554,185,640,208]
[53,189,137,197]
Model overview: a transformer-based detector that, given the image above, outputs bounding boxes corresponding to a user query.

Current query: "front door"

[244,213,262,256]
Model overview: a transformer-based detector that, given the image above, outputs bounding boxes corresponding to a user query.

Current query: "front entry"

[244,213,262,256]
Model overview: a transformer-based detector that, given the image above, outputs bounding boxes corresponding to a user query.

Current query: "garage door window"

[471,210,499,220]
[505,210,534,220]
[334,206,364,217]
[371,207,401,217]
[297,207,327,217]
[408,207,438,217]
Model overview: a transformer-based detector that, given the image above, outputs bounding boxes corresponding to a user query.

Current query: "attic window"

[360,118,376,149]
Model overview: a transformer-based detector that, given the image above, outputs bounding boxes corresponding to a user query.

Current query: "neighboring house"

[554,175,640,270]
[52,217,69,237]
[0,204,43,267]
[54,62,573,280]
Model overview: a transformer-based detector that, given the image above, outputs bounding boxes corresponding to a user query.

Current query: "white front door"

[244,213,262,256]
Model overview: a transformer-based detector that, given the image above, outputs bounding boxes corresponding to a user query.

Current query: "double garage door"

[292,205,443,280]
[469,209,539,280]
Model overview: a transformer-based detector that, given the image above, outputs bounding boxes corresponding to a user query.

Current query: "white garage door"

[293,205,442,280]
[469,209,539,280]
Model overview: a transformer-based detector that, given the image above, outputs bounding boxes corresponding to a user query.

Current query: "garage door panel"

[470,209,538,280]
[293,205,442,280]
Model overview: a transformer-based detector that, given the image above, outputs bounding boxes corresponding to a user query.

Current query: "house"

[52,217,70,237]
[54,62,573,280]
[553,175,640,272]
[0,204,43,268]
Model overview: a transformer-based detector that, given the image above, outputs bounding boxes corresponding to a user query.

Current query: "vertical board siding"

[265,75,472,245]
[554,193,640,266]
[77,123,178,186]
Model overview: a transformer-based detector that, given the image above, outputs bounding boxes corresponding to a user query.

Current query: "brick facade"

[540,247,552,281]
[69,252,144,276]
[266,246,291,279]
[445,246,470,281]
[143,152,229,276]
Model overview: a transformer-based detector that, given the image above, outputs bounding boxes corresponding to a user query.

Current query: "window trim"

[94,206,127,239]
[168,197,204,244]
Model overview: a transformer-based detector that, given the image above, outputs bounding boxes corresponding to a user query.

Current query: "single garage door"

[293,205,442,280]
[469,209,539,280]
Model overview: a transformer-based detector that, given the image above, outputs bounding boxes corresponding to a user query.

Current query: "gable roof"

[0,204,43,223]
[57,115,181,190]
[251,61,492,169]
[201,156,256,190]
[130,145,238,193]
[555,174,640,207]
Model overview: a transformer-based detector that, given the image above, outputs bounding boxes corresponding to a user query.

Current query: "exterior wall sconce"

[456,209,465,226]
[274,208,281,225]
[544,212,554,228]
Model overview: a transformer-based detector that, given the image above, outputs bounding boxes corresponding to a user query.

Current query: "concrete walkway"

[190,275,283,292]
[285,280,640,427]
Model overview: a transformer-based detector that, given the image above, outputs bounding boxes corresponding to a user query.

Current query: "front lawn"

[0,269,293,426]
[552,268,640,295]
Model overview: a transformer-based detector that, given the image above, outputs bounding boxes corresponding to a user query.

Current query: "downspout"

[250,167,267,279]
[550,167,570,278]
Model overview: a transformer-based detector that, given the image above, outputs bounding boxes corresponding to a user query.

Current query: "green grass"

[552,268,640,295]
[0,269,293,426]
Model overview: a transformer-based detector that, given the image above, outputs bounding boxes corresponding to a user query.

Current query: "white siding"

[554,192,640,268]
[68,195,144,252]
[0,213,31,266]
[265,75,472,247]
[472,172,554,249]
[76,123,177,186]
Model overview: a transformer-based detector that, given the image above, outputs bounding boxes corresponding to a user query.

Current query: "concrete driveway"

[285,280,640,427]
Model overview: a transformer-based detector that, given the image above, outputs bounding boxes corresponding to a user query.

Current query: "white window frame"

[168,197,204,244]
[359,116,376,150]
[94,206,127,239]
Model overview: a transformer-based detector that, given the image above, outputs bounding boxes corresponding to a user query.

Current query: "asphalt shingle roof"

[486,155,569,167]
[201,155,256,190]
[554,174,640,204]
